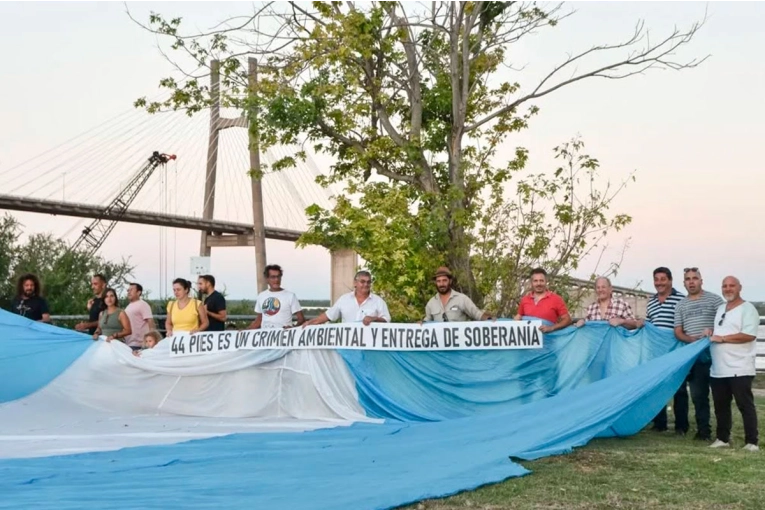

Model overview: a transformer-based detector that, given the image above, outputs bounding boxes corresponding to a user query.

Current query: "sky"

[0,1,764,302]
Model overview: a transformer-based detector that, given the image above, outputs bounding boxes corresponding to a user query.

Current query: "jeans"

[711,375,759,445]
[653,360,712,434]
[688,361,712,437]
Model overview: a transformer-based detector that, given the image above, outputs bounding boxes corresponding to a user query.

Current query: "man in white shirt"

[705,276,759,452]
[124,283,155,351]
[304,270,391,325]
[248,264,305,329]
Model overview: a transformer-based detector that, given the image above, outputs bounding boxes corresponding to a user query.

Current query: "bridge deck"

[0,194,303,242]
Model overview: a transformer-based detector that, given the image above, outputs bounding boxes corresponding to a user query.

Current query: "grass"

[405,389,765,510]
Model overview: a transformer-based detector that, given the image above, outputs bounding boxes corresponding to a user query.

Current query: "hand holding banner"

[168,320,544,357]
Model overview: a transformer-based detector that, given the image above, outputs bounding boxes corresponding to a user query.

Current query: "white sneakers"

[708,439,760,452]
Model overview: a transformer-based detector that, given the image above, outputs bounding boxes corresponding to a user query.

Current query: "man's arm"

[303,312,330,327]
[247,313,263,330]
[542,313,572,333]
[290,295,305,327]
[463,296,491,321]
[513,301,524,321]
[205,295,228,322]
[39,299,51,323]
[674,325,698,343]
[711,332,756,344]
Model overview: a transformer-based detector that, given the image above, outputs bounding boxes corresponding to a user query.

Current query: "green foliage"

[0,214,134,315]
[134,2,702,319]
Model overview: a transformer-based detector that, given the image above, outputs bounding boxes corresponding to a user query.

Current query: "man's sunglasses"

[684,267,699,273]
[718,312,726,326]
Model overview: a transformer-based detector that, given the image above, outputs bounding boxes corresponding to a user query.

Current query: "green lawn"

[407,385,765,510]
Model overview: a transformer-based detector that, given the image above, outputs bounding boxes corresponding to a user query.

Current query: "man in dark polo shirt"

[643,266,686,433]
[75,274,107,335]
[197,274,227,331]
[10,273,51,323]
[514,267,572,332]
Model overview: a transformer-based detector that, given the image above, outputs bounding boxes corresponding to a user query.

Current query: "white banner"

[167,320,544,357]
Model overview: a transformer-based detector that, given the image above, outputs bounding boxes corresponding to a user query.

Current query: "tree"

[0,214,135,316]
[131,2,706,319]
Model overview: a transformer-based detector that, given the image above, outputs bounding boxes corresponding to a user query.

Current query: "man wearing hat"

[423,266,492,322]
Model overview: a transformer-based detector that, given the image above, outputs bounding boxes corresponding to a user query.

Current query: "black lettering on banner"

[517,326,527,346]
[482,327,491,347]
[349,327,359,347]
[498,327,508,346]
[451,327,460,347]
[309,328,318,346]
[508,327,517,346]
[219,332,231,351]
[370,328,379,347]
[286,329,296,348]
[444,327,453,347]
[405,329,414,349]
[189,334,198,352]
[297,329,306,347]
[429,328,439,348]
[171,336,185,354]
[317,328,325,347]
[358,328,368,347]
[531,328,541,346]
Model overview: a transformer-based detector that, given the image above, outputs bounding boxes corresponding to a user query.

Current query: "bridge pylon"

[200,58,267,293]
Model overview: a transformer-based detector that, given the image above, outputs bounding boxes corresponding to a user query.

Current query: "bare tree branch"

[465,16,708,133]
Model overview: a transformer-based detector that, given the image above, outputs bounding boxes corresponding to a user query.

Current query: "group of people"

[7,264,760,451]
[499,266,760,452]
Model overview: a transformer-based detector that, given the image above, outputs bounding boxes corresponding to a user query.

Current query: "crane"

[71,151,177,256]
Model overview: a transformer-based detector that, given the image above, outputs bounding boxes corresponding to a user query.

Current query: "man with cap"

[423,266,492,322]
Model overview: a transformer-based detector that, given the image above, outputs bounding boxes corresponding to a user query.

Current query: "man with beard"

[75,274,107,335]
[10,273,51,323]
[423,266,492,322]
[197,274,227,332]
[706,276,760,452]
[673,268,724,441]
[513,267,572,333]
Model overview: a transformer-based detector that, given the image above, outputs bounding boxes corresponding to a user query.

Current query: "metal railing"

[50,312,323,335]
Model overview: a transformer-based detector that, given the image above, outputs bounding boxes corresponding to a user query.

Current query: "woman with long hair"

[92,288,132,342]
[165,278,208,336]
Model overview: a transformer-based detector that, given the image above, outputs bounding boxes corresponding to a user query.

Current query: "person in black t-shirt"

[75,274,107,335]
[197,274,227,332]
[10,273,51,323]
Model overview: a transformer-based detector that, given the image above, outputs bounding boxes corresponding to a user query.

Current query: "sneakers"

[742,444,759,452]
[709,439,730,448]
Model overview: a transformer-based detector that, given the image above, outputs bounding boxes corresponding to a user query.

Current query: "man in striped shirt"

[674,268,724,441]
[644,267,685,433]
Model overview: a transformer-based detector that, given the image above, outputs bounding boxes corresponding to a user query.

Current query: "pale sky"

[1,2,764,301]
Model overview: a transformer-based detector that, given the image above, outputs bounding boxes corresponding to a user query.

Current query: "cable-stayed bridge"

[0,60,359,299]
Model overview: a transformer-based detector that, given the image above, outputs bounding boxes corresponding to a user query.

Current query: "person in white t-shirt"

[303,270,391,326]
[247,264,305,329]
[703,276,759,452]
